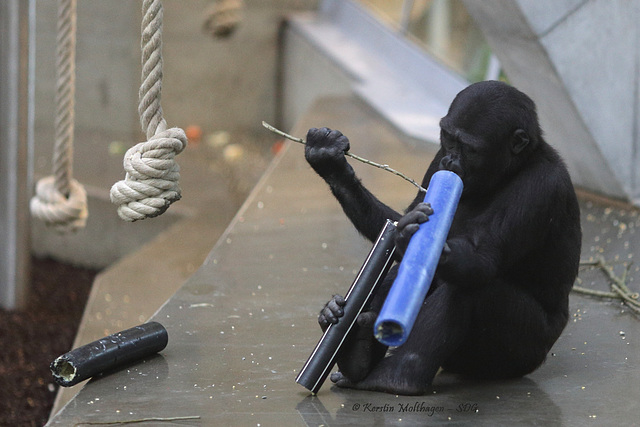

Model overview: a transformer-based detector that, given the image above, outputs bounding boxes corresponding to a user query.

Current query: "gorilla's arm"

[305,128,402,243]
[437,161,561,287]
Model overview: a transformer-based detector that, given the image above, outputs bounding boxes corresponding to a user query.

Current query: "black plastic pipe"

[50,321,168,387]
[296,220,397,394]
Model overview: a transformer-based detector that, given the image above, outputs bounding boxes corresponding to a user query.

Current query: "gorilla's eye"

[441,129,454,141]
[442,141,455,152]
[464,144,477,155]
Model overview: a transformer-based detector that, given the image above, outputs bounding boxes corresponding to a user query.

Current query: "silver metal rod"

[0,0,35,309]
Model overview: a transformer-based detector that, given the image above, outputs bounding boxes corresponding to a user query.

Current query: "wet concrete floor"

[47,97,640,426]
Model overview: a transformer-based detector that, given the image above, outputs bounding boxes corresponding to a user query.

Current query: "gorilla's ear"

[511,129,529,154]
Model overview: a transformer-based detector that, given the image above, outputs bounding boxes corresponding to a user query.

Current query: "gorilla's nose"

[438,156,464,178]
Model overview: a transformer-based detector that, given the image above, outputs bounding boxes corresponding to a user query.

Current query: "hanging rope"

[111,0,187,221]
[110,0,187,222]
[30,0,88,232]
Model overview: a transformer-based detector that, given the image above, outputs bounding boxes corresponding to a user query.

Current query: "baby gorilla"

[306,81,582,395]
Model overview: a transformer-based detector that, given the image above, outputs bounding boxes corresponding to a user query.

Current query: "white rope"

[30,0,88,232]
[110,0,186,222]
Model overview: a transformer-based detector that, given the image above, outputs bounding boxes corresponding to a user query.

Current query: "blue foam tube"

[374,170,463,347]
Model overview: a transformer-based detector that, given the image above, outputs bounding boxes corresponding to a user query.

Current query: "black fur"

[308,81,582,395]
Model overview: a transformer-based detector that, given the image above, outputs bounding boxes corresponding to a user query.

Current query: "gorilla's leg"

[331,282,469,395]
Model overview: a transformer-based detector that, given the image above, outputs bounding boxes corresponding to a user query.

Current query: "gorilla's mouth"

[439,164,464,180]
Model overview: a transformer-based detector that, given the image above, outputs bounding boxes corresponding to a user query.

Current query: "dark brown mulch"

[0,257,99,427]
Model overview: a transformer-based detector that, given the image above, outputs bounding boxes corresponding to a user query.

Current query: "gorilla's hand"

[395,202,433,258]
[318,294,346,332]
[305,127,351,178]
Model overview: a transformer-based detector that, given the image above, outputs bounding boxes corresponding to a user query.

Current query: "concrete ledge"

[48,96,640,426]
[49,208,233,416]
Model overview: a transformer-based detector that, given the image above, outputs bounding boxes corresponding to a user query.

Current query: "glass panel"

[356,0,499,82]
[357,0,406,26]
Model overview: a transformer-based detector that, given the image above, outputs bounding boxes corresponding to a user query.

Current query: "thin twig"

[578,259,601,267]
[611,284,640,313]
[262,121,427,193]
[573,257,640,315]
[582,256,635,295]
[572,284,618,299]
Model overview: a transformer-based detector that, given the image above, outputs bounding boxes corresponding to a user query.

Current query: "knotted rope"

[110,0,187,222]
[30,0,88,232]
